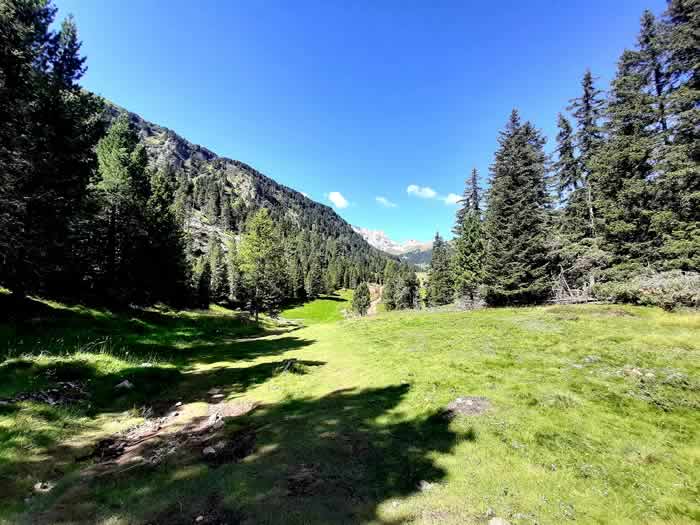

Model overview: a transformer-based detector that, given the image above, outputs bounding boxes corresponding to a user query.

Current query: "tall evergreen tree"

[567,70,604,237]
[452,169,484,302]
[146,165,190,304]
[483,110,551,305]
[208,239,227,303]
[238,209,285,320]
[0,1,104,298]
[352,282,371,316]
[591,44,658,273]
[652,1,699,270]
[305,259,324,298]
[91,114,152,303]
[426,232,453,306]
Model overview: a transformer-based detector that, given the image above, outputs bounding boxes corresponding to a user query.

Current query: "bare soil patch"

[443,396,491,417]
[81,399,259,473]
[0,381,88,406]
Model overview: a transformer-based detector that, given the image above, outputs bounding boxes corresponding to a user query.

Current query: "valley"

[1,293,698,524]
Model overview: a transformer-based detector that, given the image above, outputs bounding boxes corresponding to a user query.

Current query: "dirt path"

[367,284,383,316]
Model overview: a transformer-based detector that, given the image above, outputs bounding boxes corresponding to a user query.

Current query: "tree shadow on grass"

[0,294,307,363]
[19,384,471,524]
[0,336,319,516]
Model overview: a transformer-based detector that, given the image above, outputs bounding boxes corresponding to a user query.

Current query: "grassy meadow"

[0,291,698,524]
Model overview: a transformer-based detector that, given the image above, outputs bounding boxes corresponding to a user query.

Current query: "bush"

[593,271,700,310]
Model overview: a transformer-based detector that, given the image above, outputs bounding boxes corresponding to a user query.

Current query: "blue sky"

[55,0,664,242]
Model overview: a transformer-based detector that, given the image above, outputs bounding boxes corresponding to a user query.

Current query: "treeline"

[426,2,698,309]
[0,1,389,314]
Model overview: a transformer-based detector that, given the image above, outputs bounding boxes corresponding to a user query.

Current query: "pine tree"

[237,209,285,320]
[454,168,481,234]
[226,240,244,305]
[208,239,227,303]
[305,259,324,298]
[0,2,104,298]
[652,1,699,270]
[591,47,658,273]
[91,114,152,303]
[483,110,551,305]
[352,282,371,316]
[567,70,604,237]
[146,165,190,304]
[394,270,420,310]
[553,114,580,201]
[452,169,484,302]
[426,232,453,306]
[194,257,211,308]
[382,276,397,310]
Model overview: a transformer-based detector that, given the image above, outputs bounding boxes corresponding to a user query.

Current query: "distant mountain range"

[352,227,433,268]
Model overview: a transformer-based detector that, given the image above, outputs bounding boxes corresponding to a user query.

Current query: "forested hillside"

[104,105,390,301]
[0,0,389,315]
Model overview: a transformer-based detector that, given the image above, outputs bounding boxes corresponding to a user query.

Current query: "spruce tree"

[91,114,152,304]
[483,110,551,305]
[226,240,244,305]
[146,165,190,304]
[352,282,371,316]
[305,259,323,298]
[0,2,103,298]
[567,70,604,237]
[653,1,699,270]
[452,169,484,302]
[237,209,285,320]
[591,49,657,273]
[394,269,420,310]
[426,232,453,306]
[208,239,227,303]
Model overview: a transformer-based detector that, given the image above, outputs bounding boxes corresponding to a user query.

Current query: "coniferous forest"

[1,0,698,315]
[1,2,699,524]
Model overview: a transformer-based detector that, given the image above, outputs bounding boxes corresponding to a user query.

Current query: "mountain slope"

[106,105,389,280]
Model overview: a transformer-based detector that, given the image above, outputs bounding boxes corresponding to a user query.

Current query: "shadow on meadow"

[23,384,468,524]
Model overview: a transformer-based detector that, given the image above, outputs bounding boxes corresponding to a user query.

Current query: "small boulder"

[202,446,216,456]
[115,380,134,390]
[488,518,511,525]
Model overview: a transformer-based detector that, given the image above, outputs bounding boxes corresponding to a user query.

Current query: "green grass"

[280,289,352,324]
[0,295,698,524]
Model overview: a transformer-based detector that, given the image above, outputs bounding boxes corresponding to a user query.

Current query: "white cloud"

[328,191,349,209]
[375,196,397,208]
[443,193,461,205]
[406,184,437,199]
[301,192,309,198]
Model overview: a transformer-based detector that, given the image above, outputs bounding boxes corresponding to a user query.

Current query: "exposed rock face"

[352,226,431,255]
[103,103,387,264]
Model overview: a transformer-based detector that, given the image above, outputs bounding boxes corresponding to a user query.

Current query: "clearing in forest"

[0,294,698,524]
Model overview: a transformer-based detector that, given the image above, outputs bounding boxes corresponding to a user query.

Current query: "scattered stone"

[207,388,221,395]
[488,518,511,525]
[202,446,216,456]
[33,481,54,493]
[174,401,182,408]
[195,516,204,523]
[623,366,643,378]
[115,379,134,390]
[418,480,434,492]
[211,394,225,400]
[444,396,491,418]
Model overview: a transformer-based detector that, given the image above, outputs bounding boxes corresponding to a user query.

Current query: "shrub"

[593,271,700,310]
